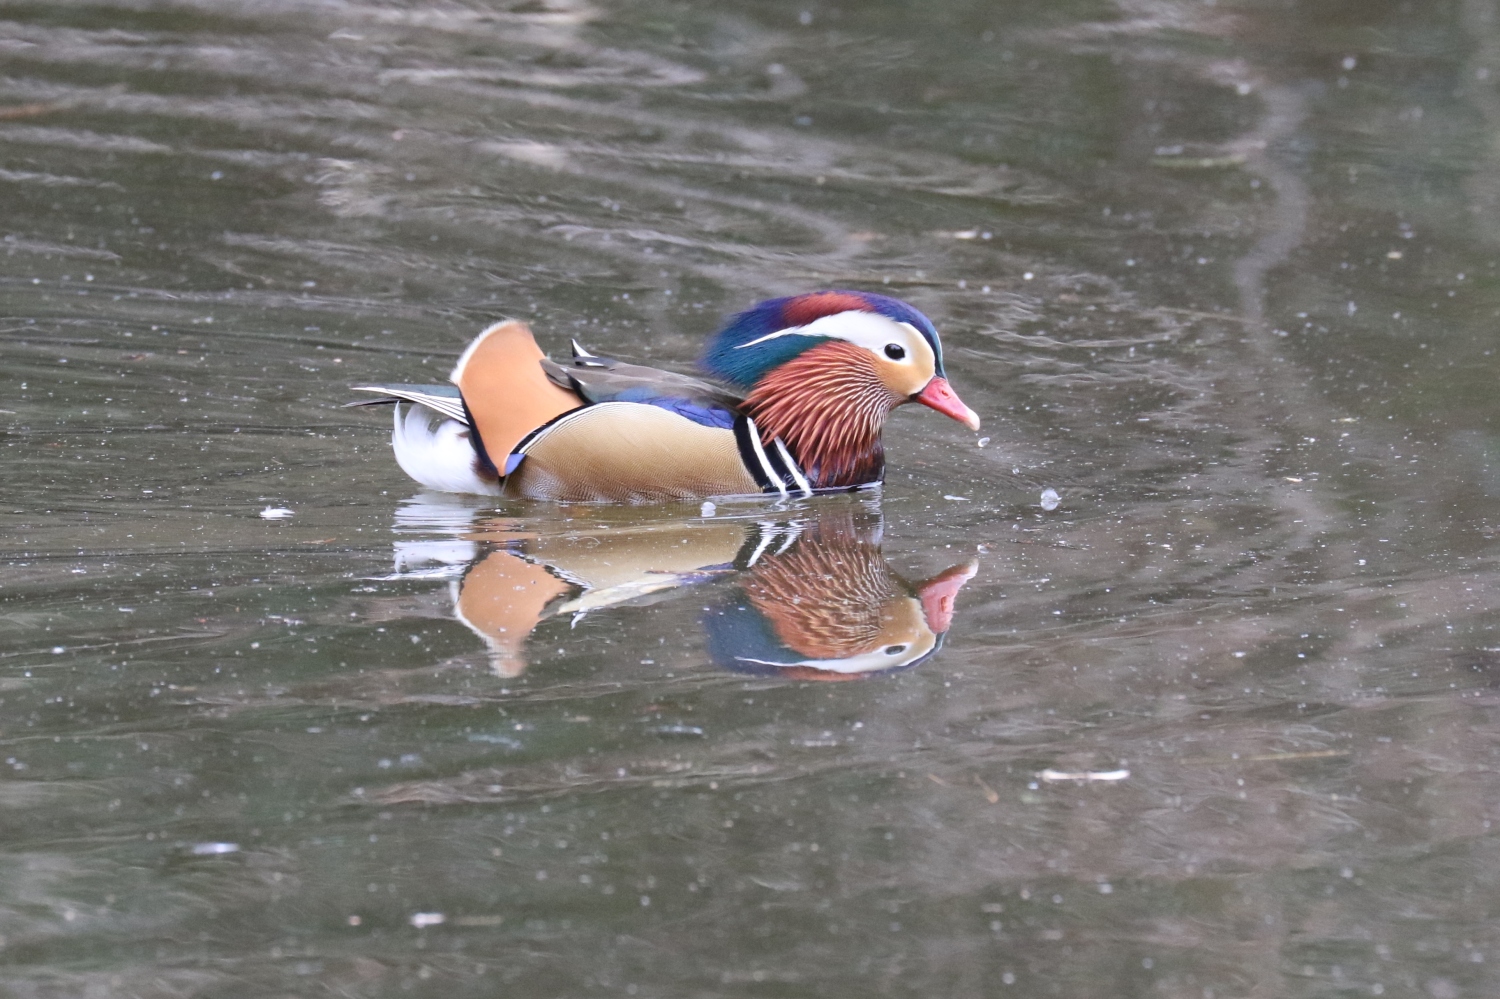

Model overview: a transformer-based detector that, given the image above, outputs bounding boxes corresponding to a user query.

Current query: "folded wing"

[541,348,743,426]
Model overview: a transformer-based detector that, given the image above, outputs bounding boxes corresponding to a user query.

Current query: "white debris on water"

[1038,768,1129,782]
[259,507,294,520]
[410,912,446,928]
[976,436,990,447]
[1039,488,1060,511]
[700,500,716,517]
[650,724,705,737]
[190,842,240,855]
[943,495,969,502]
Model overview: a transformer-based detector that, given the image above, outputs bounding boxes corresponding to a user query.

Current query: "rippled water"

[5,1,1500,995]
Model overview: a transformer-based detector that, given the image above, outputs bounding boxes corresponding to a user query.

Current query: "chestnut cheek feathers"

[914,377,981,431]
[869,352,932,400]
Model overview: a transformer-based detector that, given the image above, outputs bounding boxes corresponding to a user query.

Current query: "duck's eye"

[884,343,906,360]
[884,644,907,655]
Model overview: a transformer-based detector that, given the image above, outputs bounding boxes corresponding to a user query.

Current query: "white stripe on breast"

[773,438,812,497]
[743,417,786,498]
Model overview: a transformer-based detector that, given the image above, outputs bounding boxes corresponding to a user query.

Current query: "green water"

[4,1,1500,995]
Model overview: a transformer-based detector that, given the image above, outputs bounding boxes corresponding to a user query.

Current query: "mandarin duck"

[351,290,979,503]
[394,502,975,678]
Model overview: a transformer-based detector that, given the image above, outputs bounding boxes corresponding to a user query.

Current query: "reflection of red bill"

[915,377,981,431]
[917,560,979,634]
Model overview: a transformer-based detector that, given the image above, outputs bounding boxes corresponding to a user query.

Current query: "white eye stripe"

[735,311,927,363]
[733,327,818,349]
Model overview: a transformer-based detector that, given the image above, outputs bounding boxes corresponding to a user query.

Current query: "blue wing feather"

[637,396,736,429]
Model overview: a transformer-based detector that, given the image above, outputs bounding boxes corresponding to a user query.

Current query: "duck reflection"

[704,517,975,681]
[391,497,976,679]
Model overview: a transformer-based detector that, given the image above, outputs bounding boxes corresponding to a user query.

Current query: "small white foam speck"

[1039,488,1060,511]
[259,507,294,520]
[410,912,445,928]
[191,842,239,855]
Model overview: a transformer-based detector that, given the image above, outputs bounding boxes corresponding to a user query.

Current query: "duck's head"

[702,514,979,682]
[699,290,980,432]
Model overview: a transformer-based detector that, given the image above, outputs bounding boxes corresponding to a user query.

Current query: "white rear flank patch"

[391,402,500,495]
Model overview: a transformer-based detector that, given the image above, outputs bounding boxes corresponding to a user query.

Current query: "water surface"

[4,1,1500,996]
